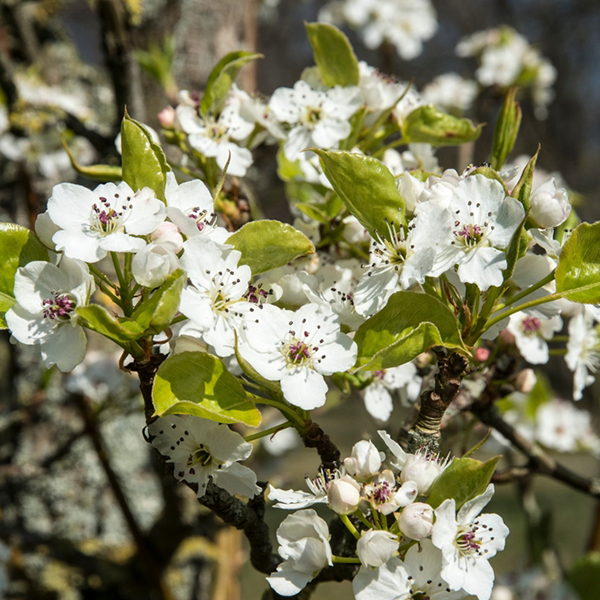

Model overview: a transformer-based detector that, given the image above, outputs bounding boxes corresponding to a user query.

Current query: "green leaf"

[402,105,483,147]
[277,147,305,181]
[0,223,49,329]
[153,351,262,427]
[62,138,122,182]
[312,149,406,240]
[131,269,186,334]
[491,87,522,171]
[503,218,528,281]
[305,22,359,87]
[200,51,262,116]
[226,220,315,275]
[353,291,468,371]
[555,222,600,303]
[76,304,146,344]
[121,112,170,201]
[511,147,539,212]
[427,456,501,510]
[568,552,600,600]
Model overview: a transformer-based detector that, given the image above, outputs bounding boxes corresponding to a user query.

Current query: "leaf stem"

[244,421,293,442]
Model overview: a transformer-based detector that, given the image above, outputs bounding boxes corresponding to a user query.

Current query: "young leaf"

[353,291,469,371]
[200,51,262,116]
[427,456,501,510]
[121,112,170,201]
[131,269,186,334]
[402,105,483,146]
[76,304,146,344]
[491,87,522,171]
[555,222,600,303]
[568,552,600,600]
[305,22,359,87]
[153,351,262,427]
[0,223,48,329]
[226,220,315,275]
[311,149,406,240]
[510,147,539,211]
[62,138,122,182]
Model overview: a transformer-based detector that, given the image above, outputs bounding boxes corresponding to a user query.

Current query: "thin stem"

[170,314,188,325]
[550,335,569,342]
[339,514,361,540]
[248,395,306,429]
[549,349,567,356]
[331,555,361,564]
[372,136,405,156]
[89,264,115,288]
[371,507,382,530]
[244,422,293,442]
[496,271,556,312]
[353,509,373,530]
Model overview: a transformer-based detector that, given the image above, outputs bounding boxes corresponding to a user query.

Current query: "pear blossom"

[362,363,422,422]
[179,236,253,357]
[268,469,341,510]
[422,73,479,114]
[415,174,525,291]
[565,311,600,400]
[507,313,563,365]
[398,501,434,539]
[238,303,357,410]
[269,80,362,160]
[46,181,166,263]
[131,243,180,288]
[149,414,260,498]
[176,104,254,176]
[432,484,509,600]
[358,62,410,114]
[6,257,94,372]
[364,469,418,515]
[267,509,333,596]
[528,178,571,229]
[327,475,362,514]
[344,439,384,479]
[356,530,399,567]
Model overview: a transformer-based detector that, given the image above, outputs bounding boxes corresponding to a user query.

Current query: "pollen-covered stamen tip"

[288,341,312,363]
[521,316,542,333]
[456,528,482,554]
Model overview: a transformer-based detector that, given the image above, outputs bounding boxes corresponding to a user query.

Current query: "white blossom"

[149,414,260,498]
[356,530,399,568]
[507,313,563,365]
[398,501,434,539]
[432,484,509,600]
[528,178,571,229]
[422,73,479,113]
[327,474,362,514]
[344,439,384,479]
[267,509,333,596]
[238,303,357,410]
[565,311,600,400]
[268,469,341,510]
[6,257,94,372]
[47,181,166,263]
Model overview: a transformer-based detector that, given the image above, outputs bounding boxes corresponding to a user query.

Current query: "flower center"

[90,195,132,235]
[521,315,542,334]
[372,369,386,382]
[412,593,430,600]
[186,206,217,232]
[455,527,482,556]
[42,292,75,320]
[305,106,322,125]
[288,340,312,364]
[372,481,392,503]
[244,283,273,305]
[187,446,213,468]
[454,222,484,246]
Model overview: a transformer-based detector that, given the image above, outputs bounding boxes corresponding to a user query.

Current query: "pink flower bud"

[151,222,183,252]
[475,347,490,362]
[158,106,176,128]
[398,502,434,540]
[327,475,361,515]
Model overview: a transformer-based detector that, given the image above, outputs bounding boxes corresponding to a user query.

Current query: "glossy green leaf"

[226,220,315,275]
[353,291,468,371]
[153,351,262,426]
[427,456,500,510]
[200,51,262,116]
[555,222,600,303]
[568,552,600,600]
[63,138,122,181]
[491,87,522,171]
[0,223,49,329]
[305,22,359,87]
[511,147,539,212]
[121,113,170,201]
[312,149,406,239]
[76,304,146,344]
[131,269,186,334]
[402,105,483,147]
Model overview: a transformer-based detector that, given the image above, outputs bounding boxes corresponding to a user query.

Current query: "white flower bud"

[356,529,399,567]
[398,502,434,540]
[529,179,570,229]
[35,211,60,250]
[327,475,361,515]
[392,480,418,508]
[401,455,443,495]
[151,222,184,252]
[132,243,179,288]
[515,368,537,393]
[343,440,382,479]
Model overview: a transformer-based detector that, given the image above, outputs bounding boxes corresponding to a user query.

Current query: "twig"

[472,403,600,499]
[300,420,341,471]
